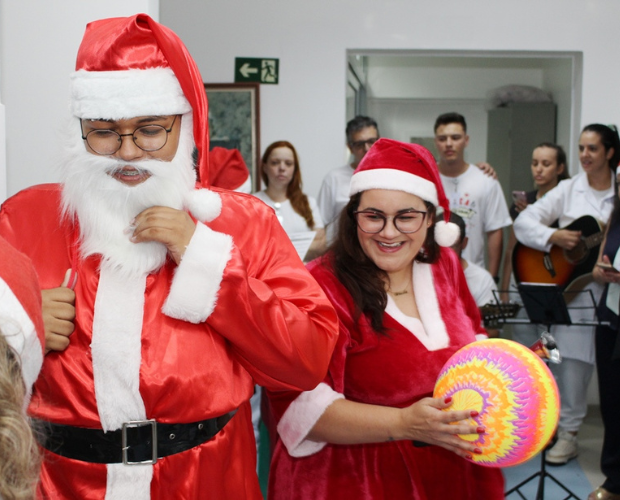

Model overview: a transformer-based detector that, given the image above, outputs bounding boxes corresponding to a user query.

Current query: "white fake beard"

[59,113,197,277]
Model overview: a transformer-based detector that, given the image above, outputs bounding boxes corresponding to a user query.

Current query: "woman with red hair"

[254,141,326,262]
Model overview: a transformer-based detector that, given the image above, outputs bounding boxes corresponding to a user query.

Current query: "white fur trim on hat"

[234,176,252,194]
[0,277,43,407]
[349,168,438,206]
[70,67,192,119]
[435,220,461,247]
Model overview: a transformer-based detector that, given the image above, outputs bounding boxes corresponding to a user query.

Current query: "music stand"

[517,283,572,325]
[503,283,592,500]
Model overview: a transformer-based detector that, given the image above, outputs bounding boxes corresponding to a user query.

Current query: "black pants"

[595,324,620,494]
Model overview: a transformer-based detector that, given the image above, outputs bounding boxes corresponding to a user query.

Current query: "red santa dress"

[0,183,338,500]
[267,249,505,499]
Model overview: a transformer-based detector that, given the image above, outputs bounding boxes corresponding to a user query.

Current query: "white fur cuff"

[162,222,233,323]
[277,382,344,458]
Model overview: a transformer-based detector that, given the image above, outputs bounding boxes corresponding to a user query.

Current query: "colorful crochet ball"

[433,338,559,467]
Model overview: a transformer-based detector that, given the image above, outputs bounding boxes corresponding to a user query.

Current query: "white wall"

[366,62,544,100]
[0,0,159,200]
[364,58,544,167]
[161,0,620,198]
[3,1,619,199]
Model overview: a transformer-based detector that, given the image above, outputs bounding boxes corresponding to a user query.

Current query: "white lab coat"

[513,172,615,363]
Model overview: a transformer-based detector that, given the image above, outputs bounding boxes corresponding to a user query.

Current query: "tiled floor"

[504,405,605,499]
[579,405,606,490]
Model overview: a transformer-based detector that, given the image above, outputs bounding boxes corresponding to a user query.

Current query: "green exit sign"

[235,57,279,84]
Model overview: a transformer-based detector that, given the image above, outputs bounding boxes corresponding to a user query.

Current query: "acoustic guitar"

[512,215,605,292]
[480,302,520,329]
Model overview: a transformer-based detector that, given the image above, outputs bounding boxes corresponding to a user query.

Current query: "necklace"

[388,278,412,297]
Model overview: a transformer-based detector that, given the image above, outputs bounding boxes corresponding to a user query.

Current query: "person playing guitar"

[514,124,620,467]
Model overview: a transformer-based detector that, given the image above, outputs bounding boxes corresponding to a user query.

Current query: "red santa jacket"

[0,183,338,500]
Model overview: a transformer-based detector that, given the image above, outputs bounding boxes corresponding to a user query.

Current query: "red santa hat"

[208,147,251,192]
[70,14,212,185]
[0,236,45,400]
[349,138,460,247]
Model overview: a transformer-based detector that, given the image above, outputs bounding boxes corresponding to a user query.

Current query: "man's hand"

[475,162,497,179]
[42,269,76,353]
[130,206,196,265]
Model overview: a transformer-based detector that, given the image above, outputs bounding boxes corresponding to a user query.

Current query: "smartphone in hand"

[512,190,527,204]
[597,262,620,273]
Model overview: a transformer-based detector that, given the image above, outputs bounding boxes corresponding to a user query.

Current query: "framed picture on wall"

[204,83,261,191]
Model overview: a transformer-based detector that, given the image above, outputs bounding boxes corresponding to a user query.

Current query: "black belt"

[34,410,236,465]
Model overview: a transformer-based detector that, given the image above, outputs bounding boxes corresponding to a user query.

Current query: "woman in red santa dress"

[267,138,505,499]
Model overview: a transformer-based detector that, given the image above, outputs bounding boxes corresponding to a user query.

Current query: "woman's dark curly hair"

[330,192,439,334]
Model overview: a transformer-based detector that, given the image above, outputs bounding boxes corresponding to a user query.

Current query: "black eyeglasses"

[80,116,178,155]
[349,137,378,150]
[353,209,427,234]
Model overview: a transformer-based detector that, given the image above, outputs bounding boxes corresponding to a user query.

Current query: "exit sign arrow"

[235,57,279,84]
[239,62,258,78]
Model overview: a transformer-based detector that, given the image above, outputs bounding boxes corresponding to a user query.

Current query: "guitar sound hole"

[564,243,587,265]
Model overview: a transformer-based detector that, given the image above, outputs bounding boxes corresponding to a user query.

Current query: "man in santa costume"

[0,14,337,500]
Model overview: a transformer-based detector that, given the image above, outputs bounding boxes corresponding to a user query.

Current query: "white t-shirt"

[317,164,355,243]
[463,259,497,307]
[253,191,324,234]
[440,164,512,268]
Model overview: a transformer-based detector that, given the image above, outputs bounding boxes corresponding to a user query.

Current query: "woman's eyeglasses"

[353,209,427,234]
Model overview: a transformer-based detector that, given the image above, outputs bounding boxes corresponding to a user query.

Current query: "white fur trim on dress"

[185,189,222,223]
[70,67,192,119]
[349,168,438,205]
[277,382,344,458]
[412,262,450,350]
[0,278,43,407]
[162,222,233,323]
[90,262,152,498]
[106,463,152,500]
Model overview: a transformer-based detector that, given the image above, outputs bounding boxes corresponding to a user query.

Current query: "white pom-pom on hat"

[434,220,461,247]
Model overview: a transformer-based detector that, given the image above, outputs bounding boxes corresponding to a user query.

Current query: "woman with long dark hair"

[267,139,504,499]
[254,141,325,261]
[501,142,569,345]
[514,124,620,466]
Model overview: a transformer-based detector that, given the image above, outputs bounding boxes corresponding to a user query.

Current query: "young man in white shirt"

[317,116,379,243]
[434,112,512,281]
